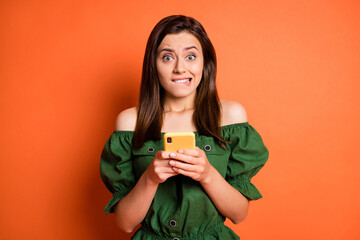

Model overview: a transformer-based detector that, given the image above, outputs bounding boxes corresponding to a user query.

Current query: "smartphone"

[163,132,196,152]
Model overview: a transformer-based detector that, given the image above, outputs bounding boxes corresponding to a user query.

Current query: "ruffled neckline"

[113,122,249,134]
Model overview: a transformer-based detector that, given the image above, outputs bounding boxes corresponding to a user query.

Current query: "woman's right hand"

[145,151,178,184]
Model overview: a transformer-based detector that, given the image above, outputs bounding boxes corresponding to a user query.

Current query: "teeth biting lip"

[172,78,192,83]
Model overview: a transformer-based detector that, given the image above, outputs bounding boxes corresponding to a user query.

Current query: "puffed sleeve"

[224,123,269,200]
[100,131,135,214]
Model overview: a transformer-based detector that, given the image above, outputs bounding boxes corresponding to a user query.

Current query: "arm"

[114,167,158,233]
[201,164,250,223]
[115,150,179,232]
[169,149,249,224]
[113,108,179,232]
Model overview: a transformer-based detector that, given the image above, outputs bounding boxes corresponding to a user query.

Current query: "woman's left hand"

[168,147,213,183]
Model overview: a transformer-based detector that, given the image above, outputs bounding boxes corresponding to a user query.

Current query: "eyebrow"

[159,46,199,53]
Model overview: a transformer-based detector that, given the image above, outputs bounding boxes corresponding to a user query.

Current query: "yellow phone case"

[163,132,195,152]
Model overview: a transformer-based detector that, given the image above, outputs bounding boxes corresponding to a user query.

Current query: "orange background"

[1,0,359,239]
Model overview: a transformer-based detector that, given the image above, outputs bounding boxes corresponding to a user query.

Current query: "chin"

[167,90,196,99]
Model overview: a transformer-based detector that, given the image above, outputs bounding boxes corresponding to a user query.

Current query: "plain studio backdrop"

[0,1,359,239]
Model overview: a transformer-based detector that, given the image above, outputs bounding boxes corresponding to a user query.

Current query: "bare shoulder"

[220,99,248,126]
[115,107,138,131]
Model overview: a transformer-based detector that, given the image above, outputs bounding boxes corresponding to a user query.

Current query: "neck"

[163,94,196,112]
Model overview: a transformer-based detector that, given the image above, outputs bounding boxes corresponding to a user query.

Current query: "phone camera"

[167,137,172,143]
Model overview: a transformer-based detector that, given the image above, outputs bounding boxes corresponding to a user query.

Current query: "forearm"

[115,170,158,232]
[200,166,249,224]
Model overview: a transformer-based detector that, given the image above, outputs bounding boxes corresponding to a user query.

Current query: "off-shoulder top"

[100,122,269,240]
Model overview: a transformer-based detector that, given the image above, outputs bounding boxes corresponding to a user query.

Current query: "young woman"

[100,15,269,240]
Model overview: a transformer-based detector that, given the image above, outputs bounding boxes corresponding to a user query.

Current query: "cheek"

[156,62,171,78]
[156,63,172,89]
[190,62,204,78]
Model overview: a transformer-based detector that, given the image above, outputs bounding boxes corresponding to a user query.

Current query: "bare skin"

[113,31,249,233]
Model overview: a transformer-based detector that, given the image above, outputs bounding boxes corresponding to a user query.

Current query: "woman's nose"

[173,59,186,73]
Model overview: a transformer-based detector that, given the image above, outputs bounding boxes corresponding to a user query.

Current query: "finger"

[172,167,198,180]
[161,170,179,176]
[160,166,180,173]
[178,147,203,157]
[153,166,179,178]
[169,153,195,164]
[154,160,179,170]
[156,151,175,160]
[160,166,180,176]
[169,160,198,172]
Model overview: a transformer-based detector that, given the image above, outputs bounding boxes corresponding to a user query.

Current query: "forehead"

[158,31,202,50]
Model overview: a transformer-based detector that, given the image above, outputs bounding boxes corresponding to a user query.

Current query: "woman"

[100,15,269,240]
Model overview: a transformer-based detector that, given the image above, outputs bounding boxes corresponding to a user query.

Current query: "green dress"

[100,122,269,240]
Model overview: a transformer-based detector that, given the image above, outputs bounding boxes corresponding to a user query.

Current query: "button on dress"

[100,123,269,239]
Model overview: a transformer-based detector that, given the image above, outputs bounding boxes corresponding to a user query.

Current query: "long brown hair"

[134,15,226,148]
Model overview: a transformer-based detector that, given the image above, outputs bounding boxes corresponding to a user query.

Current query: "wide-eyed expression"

[156,31,204,100]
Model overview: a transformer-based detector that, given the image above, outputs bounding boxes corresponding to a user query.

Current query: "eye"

[162,55,173,61]
[186,54,196,60]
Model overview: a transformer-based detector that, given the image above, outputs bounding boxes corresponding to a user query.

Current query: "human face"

[156,31,204,100]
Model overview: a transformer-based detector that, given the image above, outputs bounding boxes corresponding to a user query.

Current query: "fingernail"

[178,149,184,154]
[169,160,175,166]
[170,153,176,158]
[173,167,178,171]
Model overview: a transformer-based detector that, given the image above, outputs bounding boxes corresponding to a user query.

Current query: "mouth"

[172,78,192,84]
